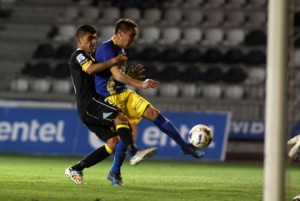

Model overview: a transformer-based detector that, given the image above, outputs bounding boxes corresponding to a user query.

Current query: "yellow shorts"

[105,89,151,124]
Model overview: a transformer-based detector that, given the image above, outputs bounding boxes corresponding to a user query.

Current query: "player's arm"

[85,54,127,75]
[110,66,159,89]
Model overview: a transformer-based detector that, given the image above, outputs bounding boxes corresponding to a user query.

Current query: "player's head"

[114,18,138,49]
[75,24,97,54]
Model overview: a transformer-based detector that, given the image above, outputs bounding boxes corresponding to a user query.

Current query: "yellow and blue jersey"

[94,38,127,97]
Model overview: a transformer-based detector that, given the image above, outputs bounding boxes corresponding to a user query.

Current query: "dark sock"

[117,126,134,145]
[71,145,111,171]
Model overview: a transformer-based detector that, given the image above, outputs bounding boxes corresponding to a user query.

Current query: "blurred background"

[0,0,298,161]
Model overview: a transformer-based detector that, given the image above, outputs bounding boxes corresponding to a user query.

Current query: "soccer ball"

[188,124,213,148]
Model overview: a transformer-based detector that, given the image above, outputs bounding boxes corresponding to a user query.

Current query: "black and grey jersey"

[69,49,99,120]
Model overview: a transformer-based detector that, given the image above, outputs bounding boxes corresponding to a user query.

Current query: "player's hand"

[141,79,160,89]
[114,54,128,65]
[287,135,300,159]
[127,64,146,79]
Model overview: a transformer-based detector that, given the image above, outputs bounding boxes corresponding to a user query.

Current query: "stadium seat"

[79,6,100,22]
[203,48,223,63]
[181,9,204,26]
[31,78,52,93]
[126,47,139,61]
[246,11,267,27]
[201,66,223,83]
[52,79,72,94]
[223,67,247,83]
[245,67,266,85]
[182,0,205,8]
[244,85,265,99]
[98,25,115,42]
[226,0,247,8]
[159,27,181,44]
[244,49,266,65]
[180,83,200,98]
[179,66,201,82]
[244,29,267,46]
[122,7,141,22]
[55,43,74,59]
[203,28,224,45]
[139,26,160,44]
[223,85,244,99]
[54,24,76,42]
[29,61,52,93]
[181,48,202,63]
[161,8,183,26]
[159,83,180,97]
[51,62,70,79]
[157,65,180,81]
[139,47,160,62]
[58,6,80,22]
[181,27,202,45]
[224,11,246,27]
[99,6,120,24]
[139,8,162,25]
[204,0,225,8]
[204,11,224,26]
[9,77,30,92]
[247,0,267,8]
[223,29,245,46]
[202,84,222,99]
[160,47,181,62]
[33,43,55,59]
[161,0,183,8]
[145,65,160,78]
[222,48,244,64]
[137,87,158,97]
[30,61,52,78]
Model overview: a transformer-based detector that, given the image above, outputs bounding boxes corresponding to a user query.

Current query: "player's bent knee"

[106,137,119,151]
[143,105,160,121]
[114,114,129,125]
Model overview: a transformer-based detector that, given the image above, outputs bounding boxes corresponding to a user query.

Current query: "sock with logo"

[71,144,113,171]
[153,113,187,149]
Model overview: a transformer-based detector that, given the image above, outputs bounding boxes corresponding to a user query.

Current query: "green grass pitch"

[0,154,300,201]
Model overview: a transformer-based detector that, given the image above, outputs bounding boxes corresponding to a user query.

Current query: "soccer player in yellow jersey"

[94,19,205,186]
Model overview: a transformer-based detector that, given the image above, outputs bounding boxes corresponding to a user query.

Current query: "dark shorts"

[83,97,119,142]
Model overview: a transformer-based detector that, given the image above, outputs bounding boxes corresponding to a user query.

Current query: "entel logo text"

[0,119,65,143]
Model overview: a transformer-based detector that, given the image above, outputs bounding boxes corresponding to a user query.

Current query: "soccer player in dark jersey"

[94,18,205,186]
[65,24,157,185]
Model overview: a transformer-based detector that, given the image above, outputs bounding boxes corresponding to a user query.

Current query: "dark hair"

[114,18,137,34]
[76,24,97,38]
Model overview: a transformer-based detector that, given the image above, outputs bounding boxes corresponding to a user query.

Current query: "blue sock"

[153,113,187,149]
[110,140,127,174]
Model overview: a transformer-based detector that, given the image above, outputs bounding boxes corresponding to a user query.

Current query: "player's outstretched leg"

[65,144,113,184]
[130,147,158,166]
[153,113,204,158]
[65,167,84,184]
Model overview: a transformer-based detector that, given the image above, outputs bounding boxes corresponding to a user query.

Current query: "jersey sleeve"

[75,51,93,72]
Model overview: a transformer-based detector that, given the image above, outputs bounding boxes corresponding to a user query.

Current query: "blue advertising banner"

[229,120,265,141]
[0,101,231,161]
